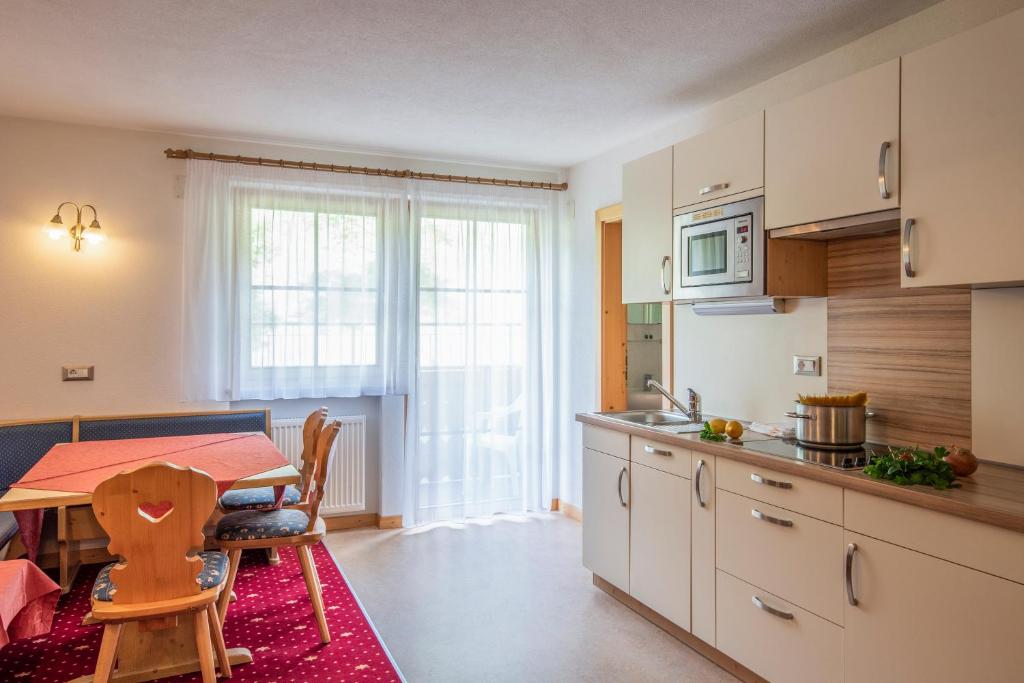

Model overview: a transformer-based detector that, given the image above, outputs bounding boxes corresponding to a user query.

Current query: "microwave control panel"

[734,214,753,281]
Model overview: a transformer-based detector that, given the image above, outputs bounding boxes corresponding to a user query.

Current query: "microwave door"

[681,218,736,288]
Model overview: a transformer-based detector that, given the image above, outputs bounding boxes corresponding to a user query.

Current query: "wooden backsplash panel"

[827,233,971,449]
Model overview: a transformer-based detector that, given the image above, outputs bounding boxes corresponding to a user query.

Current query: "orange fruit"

[725,420,744,440]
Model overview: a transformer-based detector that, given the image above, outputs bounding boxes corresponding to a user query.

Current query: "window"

[247,207,380,370]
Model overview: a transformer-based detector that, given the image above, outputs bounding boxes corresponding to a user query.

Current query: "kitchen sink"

[597,410,704,433]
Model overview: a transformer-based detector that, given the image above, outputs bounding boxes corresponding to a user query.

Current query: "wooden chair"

[89,462,231,683]
[215,420,341,643]
[218,407,328,512]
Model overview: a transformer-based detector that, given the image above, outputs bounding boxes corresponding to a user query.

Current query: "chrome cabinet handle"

[752,595,794,620]
[750,473,793,489]
[660,256,671,295]
[878,141,891,199]
[752,508,794,527]
[617,467,628,508]
[783,411,813,420]
[846,543,859,607]
[695,459,707,508]
[644,444,672,457]
[698,182,729,196]
[902,218,915,278]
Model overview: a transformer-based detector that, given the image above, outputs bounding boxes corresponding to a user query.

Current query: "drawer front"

[717,570,843,683]
[673,111,764,210]
[717,489,845,624]
[630,436,691,478]
[582,425,629,460]
[845,489,1024,584]
[717,457,842,524]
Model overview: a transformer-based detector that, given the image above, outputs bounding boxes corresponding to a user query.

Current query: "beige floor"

[323,513,736,683]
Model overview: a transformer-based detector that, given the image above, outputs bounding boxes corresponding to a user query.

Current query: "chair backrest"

[297,408,329,503]
[92,462,217,604]
[305,421,342,532]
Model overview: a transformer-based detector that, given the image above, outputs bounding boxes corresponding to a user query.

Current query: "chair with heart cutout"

[89,462,231,683]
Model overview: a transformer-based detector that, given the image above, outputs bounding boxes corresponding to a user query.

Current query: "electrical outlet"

[62,365,95,381]
[792,355,820,377]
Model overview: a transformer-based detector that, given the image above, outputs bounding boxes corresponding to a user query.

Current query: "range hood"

[768,209,900,240]
[691,297,785,316]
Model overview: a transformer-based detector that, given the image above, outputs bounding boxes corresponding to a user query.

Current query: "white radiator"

[271,415,366,515]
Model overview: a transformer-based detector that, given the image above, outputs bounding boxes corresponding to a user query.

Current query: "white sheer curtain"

[182,160,413,401]
[404,181,562,524]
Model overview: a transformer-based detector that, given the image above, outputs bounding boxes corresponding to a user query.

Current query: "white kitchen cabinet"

[581,447,629,591]
[765,59,899,230]
[622,147,673,304]
[901,8,1024,287]
[629,461,691,630]
[673,112,763,210]
[690,454,715,646]
[844,531,1024,683]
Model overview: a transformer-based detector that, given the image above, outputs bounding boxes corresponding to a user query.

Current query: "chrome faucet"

[646,379,702,423]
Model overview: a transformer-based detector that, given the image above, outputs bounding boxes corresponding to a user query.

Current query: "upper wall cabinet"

[622,147,673,303]
[901,9,1024,288]
[765,60,900,231]
[673,112,764,210]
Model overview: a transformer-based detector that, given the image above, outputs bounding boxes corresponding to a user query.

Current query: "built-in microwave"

[673,195,764,300]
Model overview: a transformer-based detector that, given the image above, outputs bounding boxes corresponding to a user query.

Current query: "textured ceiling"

[0,0,939,168]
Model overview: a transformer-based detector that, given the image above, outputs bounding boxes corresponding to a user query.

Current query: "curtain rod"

[163,148,568,192]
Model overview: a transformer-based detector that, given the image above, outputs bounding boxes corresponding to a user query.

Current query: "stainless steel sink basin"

[597,410,704,432]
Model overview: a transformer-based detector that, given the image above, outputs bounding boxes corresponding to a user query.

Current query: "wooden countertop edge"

[576,413,1024,535]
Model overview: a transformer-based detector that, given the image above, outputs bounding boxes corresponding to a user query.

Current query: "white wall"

[0,115,561,515]
[563,0,1024,505]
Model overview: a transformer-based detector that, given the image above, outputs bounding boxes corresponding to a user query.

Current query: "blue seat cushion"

[216,509,309,541]
[0,511,18,548]
[79,411,266,442]
[219,485,301,511]
[0,421,74,490]
[92,551,228,602]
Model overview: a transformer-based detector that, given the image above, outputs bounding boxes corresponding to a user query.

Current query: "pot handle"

[783,411,813,420]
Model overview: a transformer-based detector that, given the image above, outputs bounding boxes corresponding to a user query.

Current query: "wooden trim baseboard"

[592,574,767,683]
[561,501,582,522]
[376,514,402,529]
[323,513,378,531]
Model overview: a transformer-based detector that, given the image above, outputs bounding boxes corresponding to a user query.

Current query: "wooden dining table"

[0,431,301,682]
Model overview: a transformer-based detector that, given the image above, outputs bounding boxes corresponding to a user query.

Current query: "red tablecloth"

[11,433,289,562]
[0,560,60,648]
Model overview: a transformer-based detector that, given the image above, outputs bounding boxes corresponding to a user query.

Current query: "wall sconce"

[47,202,104,251]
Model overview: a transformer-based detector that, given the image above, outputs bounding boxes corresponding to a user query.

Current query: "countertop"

[577,412,1024,534]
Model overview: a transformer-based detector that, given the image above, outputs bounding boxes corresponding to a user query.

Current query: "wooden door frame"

[596,203,675,412]
[597,205,626,411]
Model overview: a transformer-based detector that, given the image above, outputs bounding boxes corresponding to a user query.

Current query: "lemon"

[725,420,744,440]
[708,418,727,435]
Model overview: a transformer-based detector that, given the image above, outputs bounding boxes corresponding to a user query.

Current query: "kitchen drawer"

[629,436,690,479]
[845,489,1024,584]
[716,457,842,524]
[717,570,843,683]
[717,489,845,624]
[582,425,629,460]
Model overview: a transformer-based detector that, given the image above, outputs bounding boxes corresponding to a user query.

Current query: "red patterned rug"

[0,542,403,682]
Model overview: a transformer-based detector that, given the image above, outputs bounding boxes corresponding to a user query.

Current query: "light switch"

[793,355,820,377]
[62,366,95,381]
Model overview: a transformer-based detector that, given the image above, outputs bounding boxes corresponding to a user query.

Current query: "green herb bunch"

[699,422,726,442]
[863,446,958,490]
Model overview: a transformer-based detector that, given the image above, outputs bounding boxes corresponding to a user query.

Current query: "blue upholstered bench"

[78,410,269,442]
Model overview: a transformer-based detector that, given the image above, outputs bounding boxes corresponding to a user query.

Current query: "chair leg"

[266,546,280,565]
[309,552,323,595]
[207,603,232,678]
[297,544,330,643]
[193,608,217,683]
[218,548,242,628]
[93,623,123,683]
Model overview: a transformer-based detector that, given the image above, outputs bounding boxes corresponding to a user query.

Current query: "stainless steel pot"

[784,403,876,449]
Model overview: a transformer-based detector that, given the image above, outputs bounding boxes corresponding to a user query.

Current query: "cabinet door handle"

[752,595,794,620]
[878,141,892,199]
[698,182,729,196]
[660,255,671,295]
[846,543,859,607]
[695,459,707,508]
[644,444,672,457]
[902,218,916,278]
[750,472,793,489]
[617,467,628,508]
[751,508,794,527]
